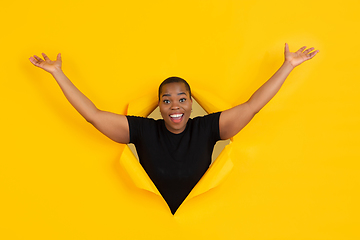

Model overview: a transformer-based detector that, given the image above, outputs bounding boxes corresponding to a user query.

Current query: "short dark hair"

[158,76,192,101]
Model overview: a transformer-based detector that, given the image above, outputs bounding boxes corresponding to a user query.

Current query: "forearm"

[247,61,294,113]
[51,69,99,122]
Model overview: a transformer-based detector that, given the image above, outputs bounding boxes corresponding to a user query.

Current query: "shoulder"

[189,112,221,131]
[126,116,163,143]
[188,112,221,141]
[126,115,163,128]
[126,115,152,121]
[126,115,158,122]
[191,112,221,123]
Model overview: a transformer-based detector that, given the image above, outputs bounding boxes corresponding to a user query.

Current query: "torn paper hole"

[120,88,234,211]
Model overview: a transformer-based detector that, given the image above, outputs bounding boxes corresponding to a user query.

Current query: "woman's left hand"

[284,43,319,68]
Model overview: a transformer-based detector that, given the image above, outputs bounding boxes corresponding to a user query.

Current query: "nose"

[171,102,180,110]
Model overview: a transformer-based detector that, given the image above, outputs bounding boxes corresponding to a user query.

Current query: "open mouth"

[169,113,184,123]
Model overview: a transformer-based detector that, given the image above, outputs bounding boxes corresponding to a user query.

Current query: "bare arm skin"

[29,53,130,144]
[219,43,319,140]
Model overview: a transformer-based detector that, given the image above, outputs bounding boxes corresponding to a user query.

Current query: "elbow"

[86,117,94,124]
[84,109,100,125]
[84,114,95,124]
[245,101,260,116]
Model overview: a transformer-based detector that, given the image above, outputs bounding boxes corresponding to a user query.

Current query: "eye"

[163,100,170,104]
[179,98,186,103]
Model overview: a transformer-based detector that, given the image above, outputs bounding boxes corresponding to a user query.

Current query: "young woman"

[29,43,319,214]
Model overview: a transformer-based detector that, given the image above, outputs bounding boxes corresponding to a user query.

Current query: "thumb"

[284,43,289,54]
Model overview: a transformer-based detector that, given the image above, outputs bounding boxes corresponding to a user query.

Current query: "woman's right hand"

[29,53,62,74]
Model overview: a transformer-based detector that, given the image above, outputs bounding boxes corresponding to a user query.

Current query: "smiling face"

[159,82,193,134]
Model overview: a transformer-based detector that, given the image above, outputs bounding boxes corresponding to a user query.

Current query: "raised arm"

[219,43,319,140]
[29,53,130,144]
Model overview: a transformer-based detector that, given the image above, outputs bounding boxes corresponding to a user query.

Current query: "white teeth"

[170,114,183,118]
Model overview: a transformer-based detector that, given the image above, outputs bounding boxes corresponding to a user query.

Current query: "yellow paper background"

[1,0,359,239]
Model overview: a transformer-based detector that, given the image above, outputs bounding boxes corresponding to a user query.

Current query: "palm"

[285,43,319,68]
[29,53,62,74]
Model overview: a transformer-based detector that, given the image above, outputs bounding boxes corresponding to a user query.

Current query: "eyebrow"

[162,92,187,97]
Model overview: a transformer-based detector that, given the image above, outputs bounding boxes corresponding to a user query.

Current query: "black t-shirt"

[126,112,221,214]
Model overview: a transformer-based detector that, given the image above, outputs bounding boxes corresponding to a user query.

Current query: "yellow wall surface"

[1,0,359,239]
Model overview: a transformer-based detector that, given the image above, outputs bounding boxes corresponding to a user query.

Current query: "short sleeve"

[207,111,222,142]
[126,115,158,145]
[126,115,143,144]
[191,111,222,143]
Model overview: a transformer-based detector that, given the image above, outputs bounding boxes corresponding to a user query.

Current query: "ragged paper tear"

[120,88,234,205]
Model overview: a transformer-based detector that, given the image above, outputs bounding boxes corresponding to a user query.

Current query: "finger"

[33,55,43,62]
[296,46,307,53]
[42,53,51,61]
[284,43,289,54]
[29,57,38,66]
[303,47,314,54]
[29,56,43,66]
[308,50,319,59]
[57,53,62,61]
